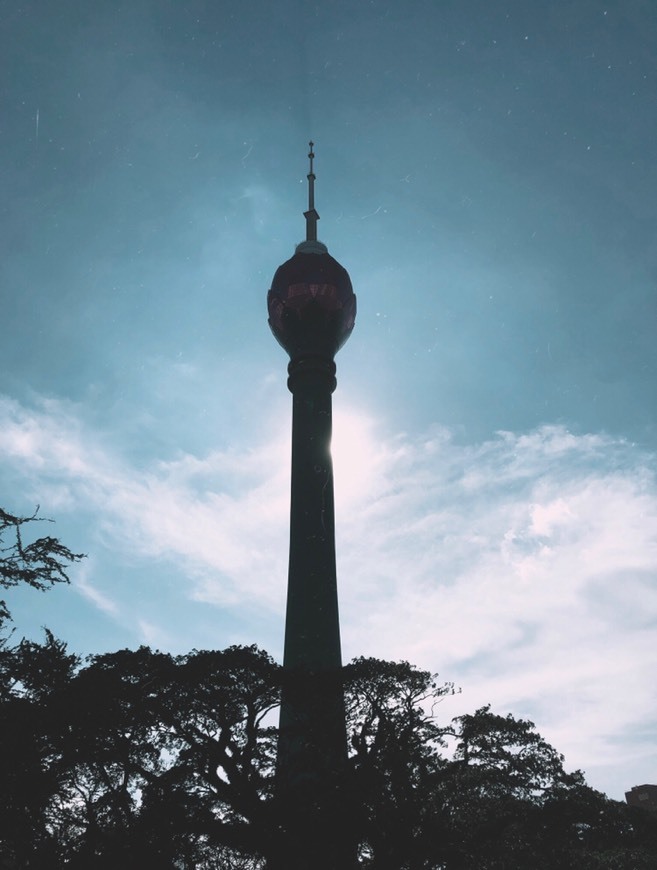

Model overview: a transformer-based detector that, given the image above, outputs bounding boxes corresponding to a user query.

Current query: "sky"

[1,0,656,801]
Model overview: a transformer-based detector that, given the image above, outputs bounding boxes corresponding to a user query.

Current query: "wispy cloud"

[0,393,655,797]
[74,562,120,617]
[0,394,290,609]
[331,422,657,794]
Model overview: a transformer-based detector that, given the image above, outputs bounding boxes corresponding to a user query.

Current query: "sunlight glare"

[331,408,379,509]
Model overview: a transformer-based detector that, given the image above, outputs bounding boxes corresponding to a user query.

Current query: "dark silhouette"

[1,533,655,868]
[267,143,357,868]
[626,784,657,815]
[2,632,657,868]
[0,506,84,624]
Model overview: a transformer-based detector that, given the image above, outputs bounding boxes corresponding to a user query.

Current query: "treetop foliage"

[1,510,655,868]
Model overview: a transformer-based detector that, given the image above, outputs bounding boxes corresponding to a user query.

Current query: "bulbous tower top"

[267,143,356,361]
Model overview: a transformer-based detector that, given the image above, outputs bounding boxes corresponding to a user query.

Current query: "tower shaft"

[271,358,353,869]
[285,358,341,674]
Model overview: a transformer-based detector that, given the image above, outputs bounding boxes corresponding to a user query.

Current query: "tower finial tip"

[308,142,315,177]
[304,140,319,243]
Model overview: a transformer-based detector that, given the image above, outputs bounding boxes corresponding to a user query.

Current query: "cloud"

[0,394,290,610]
[74,562,120,617]
[331,422,657,795]
[0,393,655,797]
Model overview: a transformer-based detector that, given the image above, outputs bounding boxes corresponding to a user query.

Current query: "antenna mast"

[304,141,320,242]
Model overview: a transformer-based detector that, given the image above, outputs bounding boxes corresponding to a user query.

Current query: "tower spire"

[304,140,319,242]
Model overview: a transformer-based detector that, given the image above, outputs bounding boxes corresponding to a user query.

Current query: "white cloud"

[0,394,656,798]
[0,394,290,610]
[74,562,120,617]
[331,423,657,797]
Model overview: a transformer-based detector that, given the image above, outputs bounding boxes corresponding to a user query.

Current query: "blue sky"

[2,0,656,801]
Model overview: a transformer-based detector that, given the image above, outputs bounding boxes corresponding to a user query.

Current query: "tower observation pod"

[266,143,357,869]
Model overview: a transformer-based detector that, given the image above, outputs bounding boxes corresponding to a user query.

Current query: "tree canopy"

[1,640,656,869]
[1,511,655,868]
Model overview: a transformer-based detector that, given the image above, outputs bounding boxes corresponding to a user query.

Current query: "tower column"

[285,357,340,674]
[266,143,357,869]
[271,357,352,869]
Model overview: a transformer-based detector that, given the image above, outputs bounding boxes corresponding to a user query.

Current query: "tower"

[267,144,356,868]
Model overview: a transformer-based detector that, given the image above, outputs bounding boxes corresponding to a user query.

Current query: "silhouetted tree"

[1,506,655,868]
[345,657,455,868]
[433,706,589,869]
[2,641,656,868]
[0,643,278,868]
[0,507,84,866]
[0,506,84,625]
[0,630,80,868]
